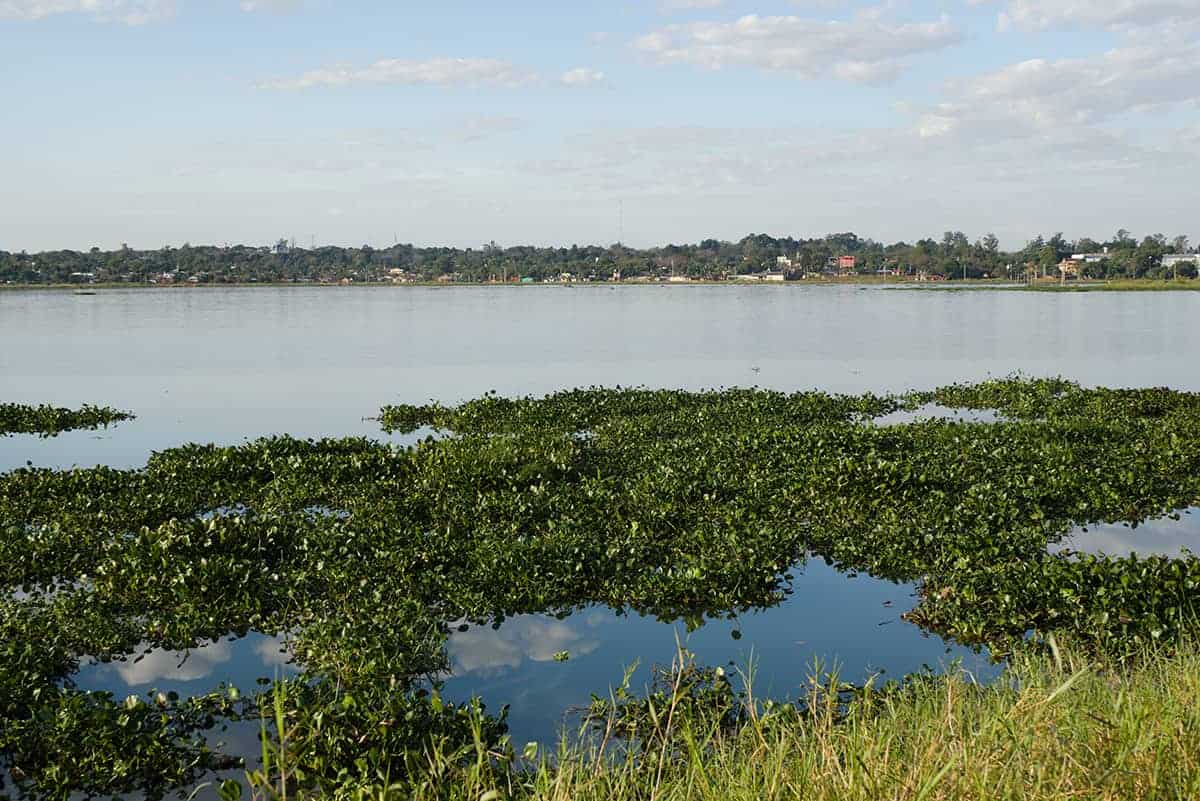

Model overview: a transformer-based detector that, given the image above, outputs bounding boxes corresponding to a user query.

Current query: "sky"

[2,0,1198,252]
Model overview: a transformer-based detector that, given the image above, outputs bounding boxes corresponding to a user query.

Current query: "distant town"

[3,230,1197,286]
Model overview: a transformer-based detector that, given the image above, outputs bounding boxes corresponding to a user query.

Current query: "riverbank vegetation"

[1017,279,1200,292]
[931,279,1200,293]
[239,641,1200,801]
[3,229,1196,285]
[3,378,1200,798]
[0,403,132,437]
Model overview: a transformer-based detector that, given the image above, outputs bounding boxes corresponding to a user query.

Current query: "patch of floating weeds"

[4,378,1200,797]
[0,402,133,438]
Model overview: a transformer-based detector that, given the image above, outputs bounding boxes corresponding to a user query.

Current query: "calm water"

[1053,508,1200,559]
[4,284,1200,755]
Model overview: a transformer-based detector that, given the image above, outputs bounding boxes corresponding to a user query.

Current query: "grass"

[237,642,1200,801]
[937,278,1200,293]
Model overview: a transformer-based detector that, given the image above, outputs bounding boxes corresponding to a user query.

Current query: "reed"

[238,641,1200,801]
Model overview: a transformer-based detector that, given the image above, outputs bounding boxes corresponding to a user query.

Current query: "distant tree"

[1038,244,1058,276]
[1135,235,1166,278]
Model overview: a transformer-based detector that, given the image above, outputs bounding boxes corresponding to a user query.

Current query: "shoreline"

[4,277,1198,292]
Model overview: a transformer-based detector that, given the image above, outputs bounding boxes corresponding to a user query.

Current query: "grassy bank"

[1023,279,1200,292]
[935,279,1200,292]
[240,643,1200,801]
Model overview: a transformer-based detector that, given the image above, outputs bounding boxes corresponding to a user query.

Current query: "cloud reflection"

[90,633,293,687]
[254,634,296,669]
[1054,509,1200,558]
[110,640,235,686]
[448,616,601,676]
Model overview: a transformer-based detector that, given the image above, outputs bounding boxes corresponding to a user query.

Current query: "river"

[3,283,1198,748]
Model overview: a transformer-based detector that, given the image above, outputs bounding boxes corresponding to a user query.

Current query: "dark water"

[4,284,1199,761]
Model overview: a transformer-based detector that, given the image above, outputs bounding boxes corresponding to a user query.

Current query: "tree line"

[2,230,1196,285]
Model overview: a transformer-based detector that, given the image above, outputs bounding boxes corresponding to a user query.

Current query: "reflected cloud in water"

[437,561,999,746]
[872,404,1000,427]
[110,640,236,686]
[80,632,295,690]
[1053,509,1200,558]
[449,614,602,676]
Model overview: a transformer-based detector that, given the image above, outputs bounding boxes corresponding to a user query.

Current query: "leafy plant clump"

[0,403,133,437]
[3,378,1200,798]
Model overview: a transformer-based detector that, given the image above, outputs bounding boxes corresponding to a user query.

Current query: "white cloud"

[632,9,963,84]
[256,57,540,90]
[0,0,174,23]
[993,0,1200,32]
[916,35,1200,138]
[560,67,606,87]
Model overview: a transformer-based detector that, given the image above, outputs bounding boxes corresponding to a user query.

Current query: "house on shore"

[1163,254,1199,278]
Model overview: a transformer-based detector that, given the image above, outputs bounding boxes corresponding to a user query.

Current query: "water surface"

[4,284,1199,756]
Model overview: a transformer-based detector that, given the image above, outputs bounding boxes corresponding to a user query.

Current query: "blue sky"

[3,0,1198,251]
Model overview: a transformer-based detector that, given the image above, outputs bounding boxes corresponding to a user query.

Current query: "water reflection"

[439,559,997,746]
[1052,508,1200,558]
[872,403,1000,427]
[75,632,296,693]
[64,561,994,750]
[450,613,603,675]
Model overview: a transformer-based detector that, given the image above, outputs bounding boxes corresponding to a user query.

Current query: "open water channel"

[3,283,1200,764]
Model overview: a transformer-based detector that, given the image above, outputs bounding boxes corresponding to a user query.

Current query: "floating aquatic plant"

[0,403,133,438]
[4,378,1200,798]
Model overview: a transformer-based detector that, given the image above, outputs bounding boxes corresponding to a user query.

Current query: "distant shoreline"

[2,277,1198,292]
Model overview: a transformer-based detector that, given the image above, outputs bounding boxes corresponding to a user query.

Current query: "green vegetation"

[3,230,1197,285]
[3,378,1200,798]
[0,403,133,437]
[239,642,1200,801]
[1017,279,1200,292]
[933,279,1200,293]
